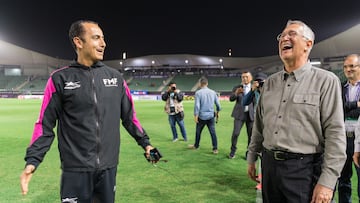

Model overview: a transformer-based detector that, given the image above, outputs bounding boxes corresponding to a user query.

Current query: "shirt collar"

[344,80,360,88]
[282,62,312,81]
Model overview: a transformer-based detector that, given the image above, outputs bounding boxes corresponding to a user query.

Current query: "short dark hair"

[168,81,176,86]
[68,20,98,50]
[200,77,208,85]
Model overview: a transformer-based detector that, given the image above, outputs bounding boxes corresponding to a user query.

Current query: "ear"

[73,37,83,49]
[305,40,313,52]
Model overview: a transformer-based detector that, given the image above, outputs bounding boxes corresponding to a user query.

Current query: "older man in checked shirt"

[247,20,346,203]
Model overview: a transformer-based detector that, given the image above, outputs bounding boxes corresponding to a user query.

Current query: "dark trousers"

[261,150,322,203]
[230,112,253,156]
[60,167,117,203]
[336,133,360,203]
[194,117,218,150]
[168,114,187,141]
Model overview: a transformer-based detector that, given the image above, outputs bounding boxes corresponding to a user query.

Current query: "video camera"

[255,79,265,88]
[254,72,267,88]
[144,148,163,162]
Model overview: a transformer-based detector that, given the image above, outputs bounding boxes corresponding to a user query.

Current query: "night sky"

[1,1,360,60]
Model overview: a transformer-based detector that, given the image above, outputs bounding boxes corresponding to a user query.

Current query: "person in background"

[335,53,360,203]
[189,77,221,154]
[247,19,346,203]
[242,71,268,192]
[242,72,268,110]
[161,81,187,142]
[228,71,254,159]
[20,19,159,203]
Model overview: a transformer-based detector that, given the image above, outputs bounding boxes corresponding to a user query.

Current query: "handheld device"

[144,148,163,162]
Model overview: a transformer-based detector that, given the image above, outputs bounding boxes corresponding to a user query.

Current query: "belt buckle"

[273,151,285,161]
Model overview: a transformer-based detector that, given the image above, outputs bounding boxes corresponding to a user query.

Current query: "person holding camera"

[228,71,254,159]
[242,72,268,110]
[242,72,267,192]
[161,81,187,142]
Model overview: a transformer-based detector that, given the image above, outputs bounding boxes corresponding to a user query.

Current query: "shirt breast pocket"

[292,94,320,121]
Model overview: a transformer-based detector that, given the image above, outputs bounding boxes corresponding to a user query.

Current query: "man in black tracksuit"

[20,20,158,203]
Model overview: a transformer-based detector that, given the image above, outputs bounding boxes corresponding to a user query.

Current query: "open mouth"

[282,45,293,50]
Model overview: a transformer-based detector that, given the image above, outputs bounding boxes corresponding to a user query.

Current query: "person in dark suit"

[335,53,360,203]
[228,71,254,159]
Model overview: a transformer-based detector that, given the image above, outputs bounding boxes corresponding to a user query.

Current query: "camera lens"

[171,86,176,90]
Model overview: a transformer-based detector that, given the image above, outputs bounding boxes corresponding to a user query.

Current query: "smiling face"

[343,54,360,83]
[241,72,253,85]
[278,22,313,71]
[73,22,106,66]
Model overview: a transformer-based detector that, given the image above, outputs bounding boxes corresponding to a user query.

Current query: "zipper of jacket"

[89,68,101,169]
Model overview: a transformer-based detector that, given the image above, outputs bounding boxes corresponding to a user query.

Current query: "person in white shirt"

[339,53,360,202]
[228,71,254,159]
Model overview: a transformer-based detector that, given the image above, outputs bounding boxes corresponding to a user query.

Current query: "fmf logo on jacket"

[103,78,118,87]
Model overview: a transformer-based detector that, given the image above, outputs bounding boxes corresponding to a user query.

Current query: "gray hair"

[345,54,360,61]
[286,20,315,50]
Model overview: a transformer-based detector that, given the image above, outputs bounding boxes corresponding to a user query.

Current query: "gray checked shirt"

[247,62,346,189]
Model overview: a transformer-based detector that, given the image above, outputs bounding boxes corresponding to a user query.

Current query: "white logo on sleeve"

[62,197,78,203]
[103,78,118,87]
[64,81,81,89]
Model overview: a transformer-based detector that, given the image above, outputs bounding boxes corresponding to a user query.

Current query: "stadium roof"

[1,23,360,74]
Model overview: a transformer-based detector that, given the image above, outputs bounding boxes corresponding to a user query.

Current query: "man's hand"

[311,184,333,203]
[354,152,360,167]
[20,164,35,195]
[194,115,199,123]
[247,163,259,183]
[251,81,259,91]
[235,87,244,95]
[144,146,162,163]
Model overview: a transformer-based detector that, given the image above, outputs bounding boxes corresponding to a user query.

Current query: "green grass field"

[0,98,357,202]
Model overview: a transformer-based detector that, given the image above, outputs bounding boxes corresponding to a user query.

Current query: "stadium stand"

[206,75,241,92]
[1,23,360,97]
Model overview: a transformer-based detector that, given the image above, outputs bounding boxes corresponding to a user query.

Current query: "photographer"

[242,72,267,108]
[242,72,267,192]
[228,71,254,159]
[161,82,188,142]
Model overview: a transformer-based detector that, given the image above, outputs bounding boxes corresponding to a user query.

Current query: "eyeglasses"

[276,30,305,41]
[343,64,360,69]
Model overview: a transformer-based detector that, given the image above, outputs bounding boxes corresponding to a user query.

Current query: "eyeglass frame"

[343,64,360,69]
[276,30,309,41]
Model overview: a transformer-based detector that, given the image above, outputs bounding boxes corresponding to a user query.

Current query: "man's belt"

[264,148,318,161]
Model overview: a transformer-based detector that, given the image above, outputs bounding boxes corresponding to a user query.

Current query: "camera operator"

[242,72,267,108]
[161,82,188,142]
[241,72,267,192]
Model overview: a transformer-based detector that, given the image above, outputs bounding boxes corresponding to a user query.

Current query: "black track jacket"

[24,61,151,172]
